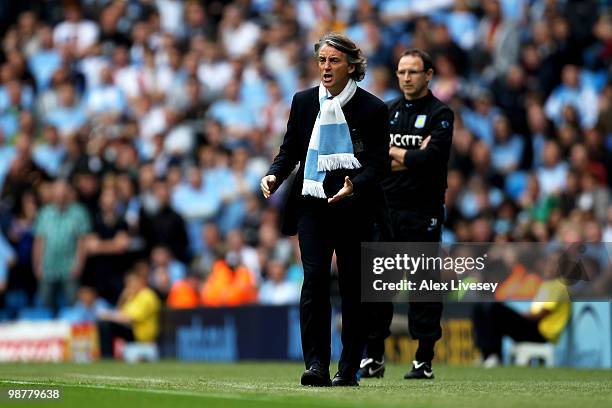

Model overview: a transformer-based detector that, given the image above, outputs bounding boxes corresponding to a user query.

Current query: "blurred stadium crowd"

[0,0,611,320]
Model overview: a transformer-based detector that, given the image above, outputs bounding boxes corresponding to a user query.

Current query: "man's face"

[78,287,96,307]
[58,84,75,107]
[561,65,579,88]
[318,44,354,96]
[153,181,170,206]
[53,181,70,207]
[396,55,432,100]
[188,167,202,189]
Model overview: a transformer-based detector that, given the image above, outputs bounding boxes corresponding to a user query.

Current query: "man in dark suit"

[261,33,389,386]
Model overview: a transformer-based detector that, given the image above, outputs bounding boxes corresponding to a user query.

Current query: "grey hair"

[314,32,367,82]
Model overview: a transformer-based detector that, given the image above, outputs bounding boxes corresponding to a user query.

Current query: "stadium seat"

[509,342,555,367]
[17,307,54,321]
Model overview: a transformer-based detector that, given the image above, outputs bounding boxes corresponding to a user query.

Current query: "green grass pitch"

[1,362,611,408]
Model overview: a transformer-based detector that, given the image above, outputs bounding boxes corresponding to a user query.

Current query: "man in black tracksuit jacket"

[360,49,454,380]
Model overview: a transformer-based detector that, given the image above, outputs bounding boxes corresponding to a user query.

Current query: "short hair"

[400,49,434,73]
[314,32,367,82]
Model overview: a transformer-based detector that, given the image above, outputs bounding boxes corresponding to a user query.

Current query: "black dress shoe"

[301,366,332,387]
[331,372,359,386]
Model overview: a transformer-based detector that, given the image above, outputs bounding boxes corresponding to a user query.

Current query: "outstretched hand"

[328,176,353,204]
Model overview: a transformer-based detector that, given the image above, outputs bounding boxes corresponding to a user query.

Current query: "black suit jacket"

[267,85,390,236]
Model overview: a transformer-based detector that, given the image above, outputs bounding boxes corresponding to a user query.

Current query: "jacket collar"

[402,90,433,109]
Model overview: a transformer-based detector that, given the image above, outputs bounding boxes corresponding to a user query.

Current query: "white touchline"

[66,373,167,383]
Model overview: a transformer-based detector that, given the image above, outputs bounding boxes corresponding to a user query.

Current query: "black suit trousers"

[297,196,374,376]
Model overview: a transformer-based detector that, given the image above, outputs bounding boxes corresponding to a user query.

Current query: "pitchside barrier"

[158,303,612,368]
[1,303,608,367]
[499,301,612,368]
[0,321,99,362]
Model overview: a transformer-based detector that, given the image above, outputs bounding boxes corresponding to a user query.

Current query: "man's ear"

[425,68,434,82]
[348,64,355,74]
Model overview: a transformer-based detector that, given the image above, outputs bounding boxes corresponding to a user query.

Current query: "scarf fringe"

[317,154,362,171]
[301,179,327,199]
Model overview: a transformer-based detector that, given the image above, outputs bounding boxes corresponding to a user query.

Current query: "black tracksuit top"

[382,90,454,215]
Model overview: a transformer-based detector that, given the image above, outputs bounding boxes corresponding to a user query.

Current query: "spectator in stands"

[97,2,131,50]
[0,80,32,140]
[259,80,291,140]
[595,80,612,136]
[82,187,131,304]
[0,133,49,216]
[0,130,15,187]
[526,103,554,169]
[60,285,110,322]
[445,0,479,51]
[27,25,62,92]
[166,273,201,309]
[197,40,234,96]
[149,245,186,301]
[191,222,222,277]
[171,165,221,254]
[53,2,99,57]
[73,168,103,218]
[477,0,520,75]
[33,125,65,178]
[85,66,126,122]
[170,75,209,121]
[226,229,260,282]
[207,79,257,142]
[181,0,213,40]
[200,252,257,307]
[536,140,568,197]
[544,64,599,130]
[462,92,501,146]
[577,170,609,222]
[490,115,524,175]
[219,4,261,59]
[155,45,187,101]
[0,230,16,303]
[114,173,140,230]
[56,134,89,180]
[5,191,38,304]
[45,82,87,137]
[430,54,461,103]
[257,222,292,266]
[473,250,571,368]
[33,179,90,311]
[430,22,468,77]
[491,65,529,137]
[258,259,300,305]
[217,147,261,234]
[139,177,189,263]
[97,269,161,358]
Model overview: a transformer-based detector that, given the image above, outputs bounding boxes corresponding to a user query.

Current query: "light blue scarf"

[302,79,361,198]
